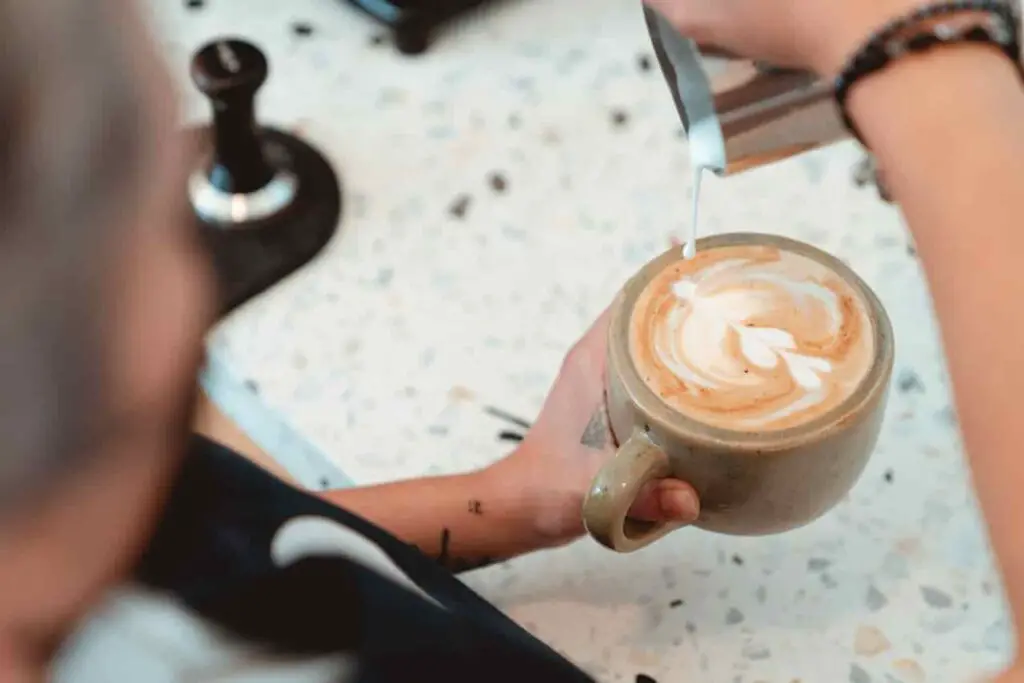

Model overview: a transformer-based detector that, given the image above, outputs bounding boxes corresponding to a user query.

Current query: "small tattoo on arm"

[467,500,483,515]
[438,527,452,565]
[435,527,495,573]
[580,406,610,449]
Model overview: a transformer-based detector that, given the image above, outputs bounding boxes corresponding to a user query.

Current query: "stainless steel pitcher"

[644,5,848,175]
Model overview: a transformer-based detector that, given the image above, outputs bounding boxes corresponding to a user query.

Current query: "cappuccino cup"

[583,233,894,552]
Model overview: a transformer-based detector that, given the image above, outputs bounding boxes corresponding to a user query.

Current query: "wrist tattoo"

[467,500,483,515]
[580,405,611,450]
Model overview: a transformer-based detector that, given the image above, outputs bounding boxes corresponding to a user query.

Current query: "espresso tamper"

[187,39,342,315]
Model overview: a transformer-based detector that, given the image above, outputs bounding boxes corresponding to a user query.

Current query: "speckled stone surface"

[150,1,1011,680]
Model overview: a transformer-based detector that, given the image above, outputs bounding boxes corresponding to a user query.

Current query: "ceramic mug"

[582,233,894,552]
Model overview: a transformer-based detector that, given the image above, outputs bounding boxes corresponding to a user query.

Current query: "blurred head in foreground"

[0,1,213,677]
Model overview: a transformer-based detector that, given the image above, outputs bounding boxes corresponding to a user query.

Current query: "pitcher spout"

[644,5,848,175]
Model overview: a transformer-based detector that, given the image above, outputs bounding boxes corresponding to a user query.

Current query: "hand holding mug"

[583,234,894,552]
[494,309,701,547]
[496,234,892,553]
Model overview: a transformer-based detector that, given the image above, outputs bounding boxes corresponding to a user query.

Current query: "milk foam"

[630,246,874,431]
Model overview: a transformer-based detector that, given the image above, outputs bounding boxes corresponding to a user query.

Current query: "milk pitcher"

[644,5,848,175]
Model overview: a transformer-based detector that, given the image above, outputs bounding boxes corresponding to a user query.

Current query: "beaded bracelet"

[834,0,1023,146]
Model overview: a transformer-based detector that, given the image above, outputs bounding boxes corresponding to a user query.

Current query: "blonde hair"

[0,0,154,506]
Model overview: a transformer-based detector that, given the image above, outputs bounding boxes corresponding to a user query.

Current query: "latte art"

[629,245,875,431]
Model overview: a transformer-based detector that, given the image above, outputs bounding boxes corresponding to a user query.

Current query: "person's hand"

[645,0,926,76]
[488,308,700,547]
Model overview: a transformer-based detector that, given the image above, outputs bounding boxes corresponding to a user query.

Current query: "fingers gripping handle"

[582,429,686,552]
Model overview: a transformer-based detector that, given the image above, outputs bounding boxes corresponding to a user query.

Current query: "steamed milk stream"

[682,114,723,261]
[684,168,701,260]
[629,245,875,431]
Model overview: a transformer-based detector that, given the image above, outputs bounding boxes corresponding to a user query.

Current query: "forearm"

[318,457,557,572]
[997,667,1024,683]
[850,46,1024,640]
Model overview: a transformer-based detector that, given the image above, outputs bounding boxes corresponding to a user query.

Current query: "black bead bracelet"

[834,0,1023,146]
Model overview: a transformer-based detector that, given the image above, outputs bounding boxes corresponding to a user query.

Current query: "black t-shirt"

[53,435,594,682]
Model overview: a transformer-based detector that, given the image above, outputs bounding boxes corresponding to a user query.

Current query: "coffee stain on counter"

[853,625,891,656]
[895,537,924,557]
[892,658,926,683]
[447,385,475,402]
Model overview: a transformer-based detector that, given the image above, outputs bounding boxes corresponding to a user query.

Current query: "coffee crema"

[629,244,875,432]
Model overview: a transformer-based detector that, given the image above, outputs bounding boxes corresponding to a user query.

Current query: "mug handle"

[582,428,687,552]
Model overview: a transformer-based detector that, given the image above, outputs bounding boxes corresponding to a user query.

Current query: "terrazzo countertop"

[150,1,1012,680]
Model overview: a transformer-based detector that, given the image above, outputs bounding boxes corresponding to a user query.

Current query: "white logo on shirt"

[270,515,443,609]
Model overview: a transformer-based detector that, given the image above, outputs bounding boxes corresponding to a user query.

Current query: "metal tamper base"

[186,38,342,317]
